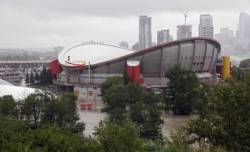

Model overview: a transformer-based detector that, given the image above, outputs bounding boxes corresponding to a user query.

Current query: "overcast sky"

[0,0,250,49]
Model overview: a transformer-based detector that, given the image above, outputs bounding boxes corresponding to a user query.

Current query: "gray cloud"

[0,0,249,48]
[1,0,250,17]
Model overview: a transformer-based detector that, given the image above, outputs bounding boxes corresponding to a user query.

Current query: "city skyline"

[0,0,250,48]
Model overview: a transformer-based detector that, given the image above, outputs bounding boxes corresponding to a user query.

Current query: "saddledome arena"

[50,38,221,101]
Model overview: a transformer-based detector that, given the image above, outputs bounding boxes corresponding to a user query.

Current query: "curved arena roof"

[58,43,134,67]
[93,37,221,68]
[58,38,220,69]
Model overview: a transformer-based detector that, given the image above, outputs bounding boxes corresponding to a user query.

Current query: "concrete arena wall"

[56,38,220,86]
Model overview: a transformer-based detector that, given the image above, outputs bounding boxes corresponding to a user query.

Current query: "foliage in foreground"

[101,77,163,140]
[4,70,250,151]
[0,117,97,152]
[0,113,226,152]
[0,91,85,134]
[0,95,17,117]
[187,77,250,151]
[95,120,144,152]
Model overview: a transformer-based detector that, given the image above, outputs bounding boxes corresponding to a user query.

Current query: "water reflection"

[78,110,107,136]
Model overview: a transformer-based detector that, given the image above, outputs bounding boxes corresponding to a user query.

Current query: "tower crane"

[178,8,188,25]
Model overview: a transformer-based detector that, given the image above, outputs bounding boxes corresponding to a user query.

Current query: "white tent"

[0,79,38,101]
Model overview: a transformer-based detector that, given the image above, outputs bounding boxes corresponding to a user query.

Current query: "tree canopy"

[0,95,17,117]
[0,117,95,152]
[187,76,250,151]
[165,65,201,115]
[101,77,163,140]
[95,120,144,152]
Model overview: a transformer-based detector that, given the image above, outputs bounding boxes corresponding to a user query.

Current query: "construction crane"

[178,8,188,25]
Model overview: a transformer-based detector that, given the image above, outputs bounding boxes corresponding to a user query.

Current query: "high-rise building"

[177,25,192,40]
[236,12,250,51]
[119,40,129,49]
[157,29,173,44]
[139,15,152,49]
[199,14,214,38]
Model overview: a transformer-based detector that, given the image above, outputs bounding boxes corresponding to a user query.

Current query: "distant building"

[236,12,250,52]
[215,28,235,46]
[199,14,214,38]
[157,30,173,44]
[215,28,235,54]
[0,68,22,85]
[119,41,129,49]
[177,25,192,40]
[139,16,152,49]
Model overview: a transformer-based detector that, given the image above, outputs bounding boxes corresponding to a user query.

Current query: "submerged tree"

[102,77,163,140]
[165,65,201,115]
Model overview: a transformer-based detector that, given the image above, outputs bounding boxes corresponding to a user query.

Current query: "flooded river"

[78,109,194,138]
[78,110,107,136]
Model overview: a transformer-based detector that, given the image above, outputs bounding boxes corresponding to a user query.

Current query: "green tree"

[21,91,45,128]
[0,117,29,152]
[95,120,144,152]
[102,84,128,124]
[40,67,47,84]
[123,69,131,85]
[101,76,124,96]
[231,66,241,81]
[164,129,193,152]
[160,87,170,113]
[24,127,92,152]
[102,80,163,140]
[0,117,98,152]
[30,72,35,84]
[165,65,201,115]
[39,67,53,85]
[55,93,79,125]
[42,93,85,134]
[35,71,40,82]
[46,69,53,84]
[25,73,30,84]
[129,89,163,140]
[0,95,17,117]
[187,77,250,151]
[139,92,163,140]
